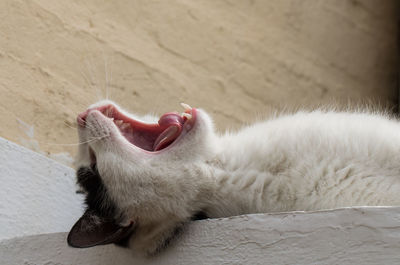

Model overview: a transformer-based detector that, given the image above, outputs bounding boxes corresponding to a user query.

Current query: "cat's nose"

[77,110,88,127]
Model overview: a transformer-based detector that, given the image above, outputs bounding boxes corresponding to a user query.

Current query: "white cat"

[68,100,400,255]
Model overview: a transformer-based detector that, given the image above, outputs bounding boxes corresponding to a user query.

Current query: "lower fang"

[182,113,192,120]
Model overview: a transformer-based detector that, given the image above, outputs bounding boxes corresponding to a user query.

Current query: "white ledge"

[1,207,400,265]
[1,137,400,264]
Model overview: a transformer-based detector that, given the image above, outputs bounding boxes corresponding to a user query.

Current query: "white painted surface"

[1,137,400,264]
[1,207,400,265]
[0,137,84,240]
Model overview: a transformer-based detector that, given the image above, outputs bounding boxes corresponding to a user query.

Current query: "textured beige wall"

[0,0,398,160]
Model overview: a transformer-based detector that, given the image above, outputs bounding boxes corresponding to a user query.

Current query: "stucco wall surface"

[0,0,398,161]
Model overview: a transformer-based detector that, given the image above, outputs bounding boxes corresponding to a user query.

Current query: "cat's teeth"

[120,123,131,130]
[110,117,114,121]
[180,103,192,111]
[182,113,192,120]
[105,106,113,117]
[115,120,123,126]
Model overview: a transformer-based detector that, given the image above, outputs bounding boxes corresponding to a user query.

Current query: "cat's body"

[68,100,400,255]
[214,111,400,215]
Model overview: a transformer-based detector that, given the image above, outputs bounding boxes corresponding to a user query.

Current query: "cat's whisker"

[63,120,95,132]
[103,52,110,100]
[83,43,102,100]
[41,134,110,146]
[84,59,101,101]
[63,121,78,130]
[78,61,101,106]
[75,116,98,131]
[87,135,110,142]
[58,99,92,117]
[83,51,107,102]
[108,54,114,100]
[79,66,97,92]
[59,107,98,131]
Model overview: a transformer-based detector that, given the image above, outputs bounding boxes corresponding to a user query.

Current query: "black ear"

[67,211,135,248]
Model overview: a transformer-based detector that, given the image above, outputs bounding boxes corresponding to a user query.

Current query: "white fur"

[76,100,400,254]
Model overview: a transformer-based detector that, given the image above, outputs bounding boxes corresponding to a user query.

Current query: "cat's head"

[68,100,216,253]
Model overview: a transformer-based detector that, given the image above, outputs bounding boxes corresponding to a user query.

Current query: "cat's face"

[68,100,216,253]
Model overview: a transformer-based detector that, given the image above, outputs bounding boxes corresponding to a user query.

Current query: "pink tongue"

[153,113,183,151]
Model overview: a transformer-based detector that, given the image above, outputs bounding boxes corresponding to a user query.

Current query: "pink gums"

[77,105,197,152]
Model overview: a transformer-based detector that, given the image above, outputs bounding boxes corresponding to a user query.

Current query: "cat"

[68,100,400,255]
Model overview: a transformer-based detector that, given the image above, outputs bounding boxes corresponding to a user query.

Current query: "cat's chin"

[77,101,198,155]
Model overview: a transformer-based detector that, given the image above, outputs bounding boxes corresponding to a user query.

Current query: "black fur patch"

[76,165,117,219]
[191,211,208,221]
[113,231,134,248]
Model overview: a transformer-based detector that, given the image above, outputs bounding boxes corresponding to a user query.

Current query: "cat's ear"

[67,210,135,248]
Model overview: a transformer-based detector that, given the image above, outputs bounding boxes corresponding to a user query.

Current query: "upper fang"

[180,103,192,111]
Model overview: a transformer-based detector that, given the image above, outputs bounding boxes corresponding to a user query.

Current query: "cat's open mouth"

[78,103,197,152]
